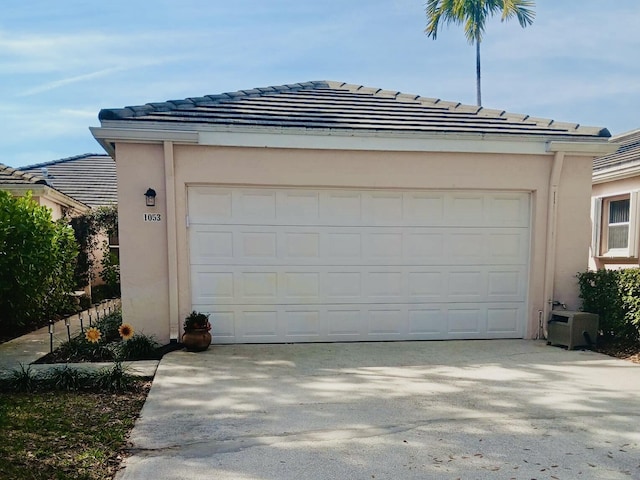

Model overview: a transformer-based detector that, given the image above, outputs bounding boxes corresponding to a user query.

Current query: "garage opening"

[188,186,530,343]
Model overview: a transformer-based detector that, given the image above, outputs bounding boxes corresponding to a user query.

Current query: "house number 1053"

[143,213,162,222]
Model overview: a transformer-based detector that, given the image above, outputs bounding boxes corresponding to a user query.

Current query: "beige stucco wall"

[590,175,640,270]
[115,144,170,340]
[114,141,594,344]
[31,194,65,220]
[554,155,596,309]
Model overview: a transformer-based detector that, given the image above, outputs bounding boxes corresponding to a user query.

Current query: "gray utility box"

[547,310,599,350]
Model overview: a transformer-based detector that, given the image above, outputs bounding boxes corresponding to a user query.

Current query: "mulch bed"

[33,342,184,364]
[594,338,640,364]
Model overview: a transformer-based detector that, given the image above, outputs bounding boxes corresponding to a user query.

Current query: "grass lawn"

[0,383,150,480]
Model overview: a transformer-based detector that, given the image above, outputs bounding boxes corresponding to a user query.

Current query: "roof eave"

[547,140,620,156]
[1,184,89,212]
[92,121,612,156]
[593,162,640,184]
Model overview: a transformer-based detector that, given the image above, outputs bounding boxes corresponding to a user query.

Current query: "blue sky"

[2,0,639,167]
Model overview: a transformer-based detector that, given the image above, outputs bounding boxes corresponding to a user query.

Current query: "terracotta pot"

[182,329,212,352]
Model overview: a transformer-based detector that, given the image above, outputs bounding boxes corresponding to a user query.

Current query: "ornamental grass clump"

[116,333,160,361]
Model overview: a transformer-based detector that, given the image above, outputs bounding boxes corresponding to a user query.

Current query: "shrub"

[3,364,38,392]
[94,362,135,393]
[0,364,141,393]
[100,241,121,297]
[69,204,118,290]
[116,334,160,361]
[46,365,90,391]
[577,269,640,343]
[0,191,78,332]
[91,285,116,303]
[54,335,117,363]
[617,269,640,341]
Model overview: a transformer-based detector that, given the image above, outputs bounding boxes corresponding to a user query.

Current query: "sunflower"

[85,327,102,343]
[118,323,135,340]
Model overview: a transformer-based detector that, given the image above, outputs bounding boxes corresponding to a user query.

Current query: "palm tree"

[425,0,535,106]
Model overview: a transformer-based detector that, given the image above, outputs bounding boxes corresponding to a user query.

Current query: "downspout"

[164,141,180,342]
[541,151,565,339]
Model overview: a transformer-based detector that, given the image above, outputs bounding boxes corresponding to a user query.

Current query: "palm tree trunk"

[475,38,482,106]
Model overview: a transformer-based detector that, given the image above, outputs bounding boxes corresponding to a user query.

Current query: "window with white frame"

[593,192,639,257]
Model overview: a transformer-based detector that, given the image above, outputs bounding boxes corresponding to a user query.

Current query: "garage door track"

[116,340,640,479]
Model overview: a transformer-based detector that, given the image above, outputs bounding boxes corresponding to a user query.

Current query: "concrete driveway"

[117,341,640,480]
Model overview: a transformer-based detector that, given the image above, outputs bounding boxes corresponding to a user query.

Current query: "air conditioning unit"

[547,310,599,350]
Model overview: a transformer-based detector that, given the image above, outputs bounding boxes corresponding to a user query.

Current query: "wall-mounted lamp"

[144,188,157,207]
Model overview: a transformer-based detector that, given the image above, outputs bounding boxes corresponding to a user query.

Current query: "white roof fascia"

[547,141,619,156]
[3,185,89,212]
[197,129,551,154]
[593,162,640,184]
[91,123,614,156]
[90,126,199,156]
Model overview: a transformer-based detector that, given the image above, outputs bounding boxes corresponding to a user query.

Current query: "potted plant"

[182,311,212,352]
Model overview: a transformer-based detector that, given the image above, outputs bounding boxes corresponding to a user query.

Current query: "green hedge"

[0,191,78,331]
[577,269,640,342]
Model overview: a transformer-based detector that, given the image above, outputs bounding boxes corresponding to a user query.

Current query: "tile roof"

[99,80,610,139]
[20,154,116,208]
[593,129,640,172]
[0,163,48,186]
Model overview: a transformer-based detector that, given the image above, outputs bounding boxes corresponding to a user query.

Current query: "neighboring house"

[19,153,119,288]
[90,80,616,345]
[0,163,88,220]
[591,129,640,270]
[19,153,117,208]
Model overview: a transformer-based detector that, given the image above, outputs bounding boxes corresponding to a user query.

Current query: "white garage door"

[188,187,530,343]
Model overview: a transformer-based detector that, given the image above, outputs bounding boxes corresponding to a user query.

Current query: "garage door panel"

[241,310,279,338]
[189,187,530,342]
[365,192,404,224]
[448,270,485,300]
[190,265,527,305]
[447,195,485,226]
[189,189,529,228]
[327,309,363,337]
[448,307,483,334]
[408,308,446,335]
[190,225,529,266]
[193,271,234,302]
[487,307,521,334]
[278,191,320,220]
[283,272,320,300]
[366,271,404,299]
[404,194,445,224]
[326,272,362,299]
[242,232,277,258]
[408,271,444,299]
[284,232,320,258]
[189,188,233,223]
[285,310,321,337]
[488,232,529,261]
[486,194,530,227]
[193,303,526,343]
[368,309,405,336]
[322,192,362,223]
[209,310,236,340]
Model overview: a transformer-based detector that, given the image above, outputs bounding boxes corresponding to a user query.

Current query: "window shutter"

[630,191,640,258]
[592,197,602,256]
